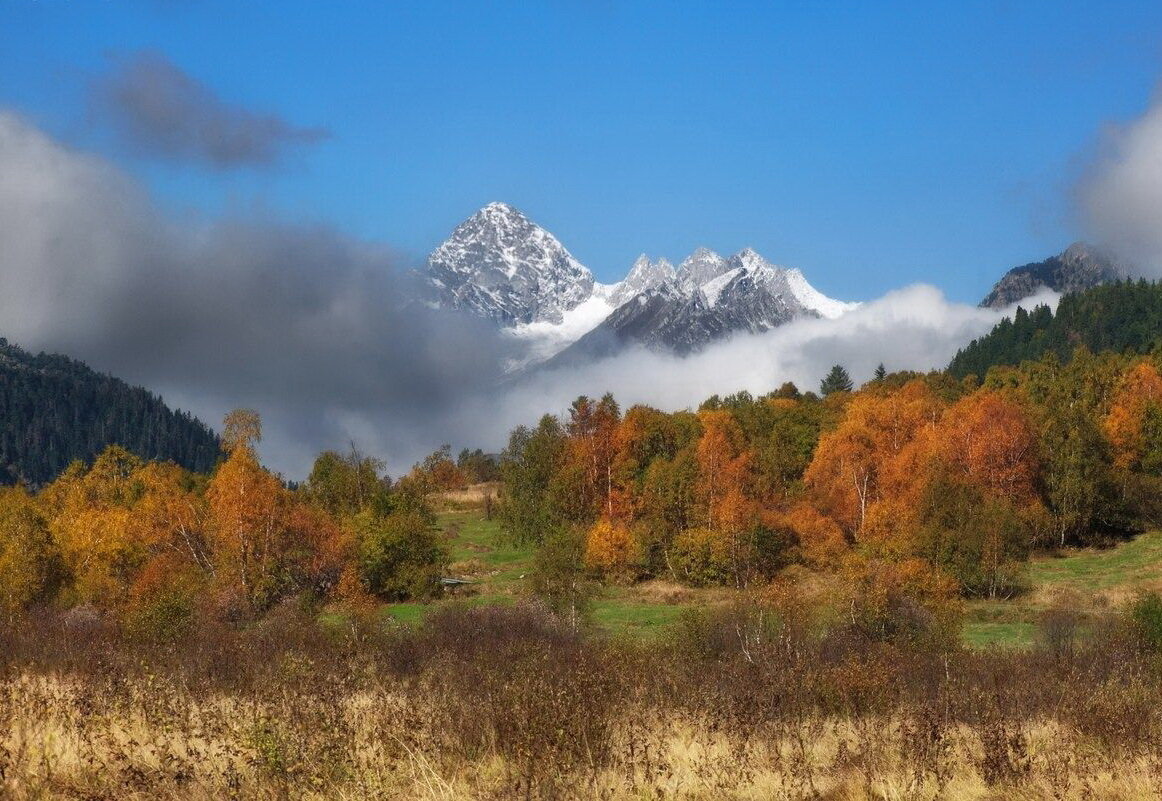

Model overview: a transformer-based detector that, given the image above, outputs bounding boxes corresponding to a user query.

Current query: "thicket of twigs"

[4,594,1162,801]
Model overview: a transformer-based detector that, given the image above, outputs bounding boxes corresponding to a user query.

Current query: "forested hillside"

[950,280,1162,378]
[0,338,219,485]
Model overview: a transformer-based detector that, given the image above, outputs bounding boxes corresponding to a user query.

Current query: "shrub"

[355,510,446,601]
[583,517,640,582]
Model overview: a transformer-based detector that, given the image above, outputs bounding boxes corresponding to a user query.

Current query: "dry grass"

[5,674,1162,800]
[431,482,501,510]
[3,602,1162,800]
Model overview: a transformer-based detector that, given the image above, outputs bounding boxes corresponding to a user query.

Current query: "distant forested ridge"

[950,280,1162,379]
[0,338,219,485]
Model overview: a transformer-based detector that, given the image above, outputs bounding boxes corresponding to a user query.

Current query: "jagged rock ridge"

[549,248,838,364]
[424,202,594,325]
[980,242,1131,309]
[422,202,858,363]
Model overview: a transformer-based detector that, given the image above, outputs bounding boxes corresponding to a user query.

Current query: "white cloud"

[0,111,1039,478]
[1078,93,1162,274]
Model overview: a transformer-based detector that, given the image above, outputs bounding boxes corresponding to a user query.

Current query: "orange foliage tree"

[804,381,943,536]
[0,488,63,615]
[563,394,622,519]
[1104,362,1162,471]
[936,391,1039,506]
[205,411,343,613]
[40,447,147,607]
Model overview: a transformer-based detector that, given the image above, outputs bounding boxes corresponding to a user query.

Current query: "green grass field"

[386,502,1162,648]
[964,530,1162,648]
[382,507,697,637]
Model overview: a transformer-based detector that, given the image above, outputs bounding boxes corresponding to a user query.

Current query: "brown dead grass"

[4,672,1161,800]
[431,482,501,510]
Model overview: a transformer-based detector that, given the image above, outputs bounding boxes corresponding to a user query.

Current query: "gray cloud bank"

[0,111,511,473]
[0,112,1038,477]
[1078,92,1162,274]
[92,51,329,168]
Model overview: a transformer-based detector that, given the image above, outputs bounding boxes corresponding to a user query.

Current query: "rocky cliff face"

[981,242,1130,308]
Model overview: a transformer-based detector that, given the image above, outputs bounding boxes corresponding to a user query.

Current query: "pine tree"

[820,364,854,396]
[874,363,887,382]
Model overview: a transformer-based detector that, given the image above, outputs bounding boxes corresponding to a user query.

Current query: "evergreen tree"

[820,364,854,396]
[874,363,887,382]
[950,280,1162,379]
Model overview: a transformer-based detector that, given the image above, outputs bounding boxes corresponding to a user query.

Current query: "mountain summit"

[980,242,1131,308]
[425,202,595,325]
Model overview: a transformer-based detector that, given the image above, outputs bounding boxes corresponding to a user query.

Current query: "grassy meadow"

[402,491,1162,650]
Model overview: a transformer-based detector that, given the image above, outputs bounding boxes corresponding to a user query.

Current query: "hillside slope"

[0,338,220,485]
[950,280,1162,378]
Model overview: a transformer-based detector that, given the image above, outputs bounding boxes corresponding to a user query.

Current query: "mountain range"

[422,202,1136,369]
[420,202,858,366]
[0,200,1141,488]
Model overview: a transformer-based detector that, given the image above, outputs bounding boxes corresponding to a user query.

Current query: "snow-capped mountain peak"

[422,202,859,365]
[424,202,594,325]
[677,247,731,290]
[609,254,677,306]
[720,248,859,320]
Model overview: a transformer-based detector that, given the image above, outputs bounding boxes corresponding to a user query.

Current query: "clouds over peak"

[0,110,512,475]
[0,112,1026,479]
[92,51,329,169]
[1077,93,1162,275]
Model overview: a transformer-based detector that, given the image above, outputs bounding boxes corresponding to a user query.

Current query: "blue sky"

[3,0,1161,303]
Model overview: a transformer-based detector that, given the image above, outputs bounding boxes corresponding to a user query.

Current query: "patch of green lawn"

[382,602,427,625]
[590,594,690,637]
[962,622,1037,649]
[963,531,1162,649]
[1027,531,1162,593]
[438,509,534,587]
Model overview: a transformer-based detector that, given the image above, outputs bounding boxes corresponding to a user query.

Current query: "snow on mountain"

[677,247,731,291]
[785,267,860,318]
[422,202,858,365]
[725,247,860,319]
[547,251,850,365]
[504,283,620,366]
[700,267,745,309]
[609,255,676,307]
[424,202,594,325]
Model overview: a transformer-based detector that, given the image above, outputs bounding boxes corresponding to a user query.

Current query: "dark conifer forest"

[0,338,219,486]
[950,280,1162,378]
